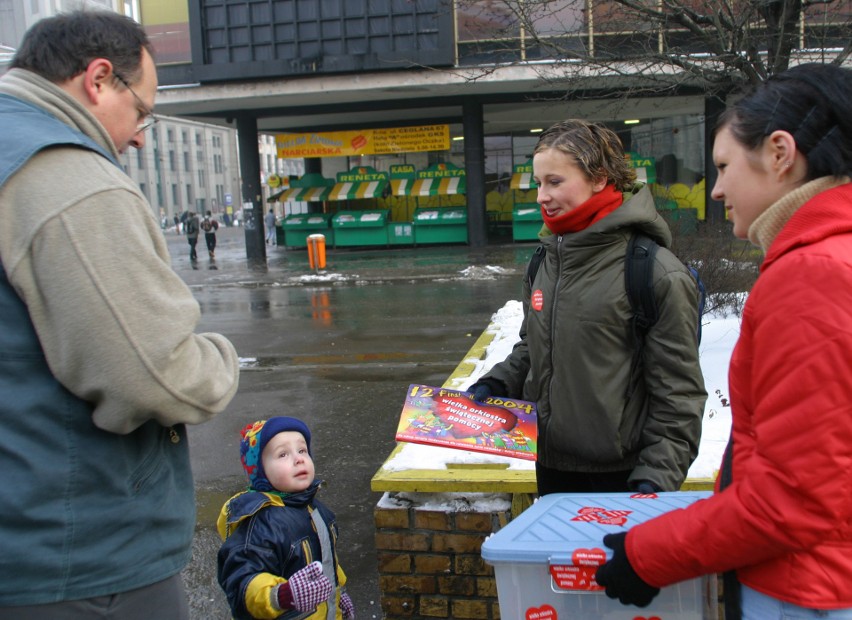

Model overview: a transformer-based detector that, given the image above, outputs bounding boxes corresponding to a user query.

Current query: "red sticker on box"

[550,564,603,591]
[571,506,632,526]
[550,548,606,591]
[572,548,606,566]
[526,604,557,619]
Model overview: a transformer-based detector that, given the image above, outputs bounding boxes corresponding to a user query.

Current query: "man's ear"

[82,58,114,105]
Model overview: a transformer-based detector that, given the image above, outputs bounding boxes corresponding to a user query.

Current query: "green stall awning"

[408,176,465,196]
[327,180,388,201]
[510,172,537,190]
[272,186,332,203]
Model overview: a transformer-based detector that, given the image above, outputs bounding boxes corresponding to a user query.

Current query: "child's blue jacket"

[217,481,347,620]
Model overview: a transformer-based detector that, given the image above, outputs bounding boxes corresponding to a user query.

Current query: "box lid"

[482,491,710,566]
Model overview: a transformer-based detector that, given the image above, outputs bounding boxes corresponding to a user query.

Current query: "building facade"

[146,0,850,253]
[115,117,242,225]
[0,0,247,227]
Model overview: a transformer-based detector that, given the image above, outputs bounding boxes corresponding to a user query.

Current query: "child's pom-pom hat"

[239,417,312,491]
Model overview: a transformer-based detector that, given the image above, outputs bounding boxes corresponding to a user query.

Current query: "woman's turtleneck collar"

[748,176,849,253]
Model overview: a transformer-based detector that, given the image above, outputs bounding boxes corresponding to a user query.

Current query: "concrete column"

[236,114,266,264]
[304,158,323,214]
[704,95,727,225]
[463,100,487,248]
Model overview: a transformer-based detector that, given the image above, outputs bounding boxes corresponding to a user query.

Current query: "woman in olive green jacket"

[470,120,706,495]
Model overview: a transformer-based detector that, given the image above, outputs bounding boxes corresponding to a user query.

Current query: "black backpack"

[525,233,706,348]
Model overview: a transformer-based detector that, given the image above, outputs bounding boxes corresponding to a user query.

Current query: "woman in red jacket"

[595,62,852,619]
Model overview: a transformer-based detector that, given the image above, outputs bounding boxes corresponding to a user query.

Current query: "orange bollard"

[307,234,326,271]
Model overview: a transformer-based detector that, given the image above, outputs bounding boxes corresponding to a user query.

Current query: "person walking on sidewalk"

[201,210,219,258]
[0,11,240,619]
[265,207,277,245]
[185,210,200,260]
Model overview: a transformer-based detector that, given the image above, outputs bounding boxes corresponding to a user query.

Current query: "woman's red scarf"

[541,184,623,235]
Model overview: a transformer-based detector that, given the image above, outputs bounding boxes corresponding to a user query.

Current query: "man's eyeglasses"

[113,73,158,134]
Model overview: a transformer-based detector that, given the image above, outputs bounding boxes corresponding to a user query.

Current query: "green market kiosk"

[391,163,468,245]
[273,173,336,247]
[328,167,392,247]
[509,161,541,242]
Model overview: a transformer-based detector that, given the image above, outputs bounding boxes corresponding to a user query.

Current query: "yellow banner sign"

[276,125,449,158]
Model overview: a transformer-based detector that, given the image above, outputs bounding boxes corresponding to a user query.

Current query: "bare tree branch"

[453,0,850,97]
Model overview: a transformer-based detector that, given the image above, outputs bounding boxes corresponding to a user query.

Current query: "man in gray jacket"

[0,12,239,619]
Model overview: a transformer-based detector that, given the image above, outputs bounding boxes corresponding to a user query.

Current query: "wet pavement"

[170,225,537,619]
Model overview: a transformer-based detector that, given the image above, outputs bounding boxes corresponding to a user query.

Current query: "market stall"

[327,166,394,247]
[404,162,468,245]
[279,213,334,248]
[332,209,390,246]
[411,207,467,244]
[269,173,336,248]
[629,153,700,234]
[269,172,335,204]
[509,160,541,241]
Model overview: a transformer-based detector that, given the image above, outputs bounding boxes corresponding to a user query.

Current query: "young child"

[217,417,354,620]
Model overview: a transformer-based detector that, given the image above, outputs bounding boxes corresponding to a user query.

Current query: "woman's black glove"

[633,480,661,495]
[595,532,660,607]
[467,378,506,402]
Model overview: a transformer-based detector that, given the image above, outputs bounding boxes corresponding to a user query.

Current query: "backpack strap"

[525,245,547,290]
[625,233,659,341]
[625,233,658,398]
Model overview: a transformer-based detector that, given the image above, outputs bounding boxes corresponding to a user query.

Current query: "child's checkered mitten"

[277,561,333,612]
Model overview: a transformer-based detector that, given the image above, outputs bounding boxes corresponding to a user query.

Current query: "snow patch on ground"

[456,265,514,280]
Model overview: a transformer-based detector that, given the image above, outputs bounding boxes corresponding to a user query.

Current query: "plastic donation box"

[481,492,716,620]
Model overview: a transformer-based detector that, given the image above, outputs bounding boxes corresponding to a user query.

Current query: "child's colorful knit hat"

[239,417,312,491]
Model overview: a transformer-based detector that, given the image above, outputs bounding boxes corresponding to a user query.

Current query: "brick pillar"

[375,496,511,619]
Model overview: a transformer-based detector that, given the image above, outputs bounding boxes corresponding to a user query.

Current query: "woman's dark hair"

[534,119,637,191]
[11,10,153,85]
[715,63,852,181]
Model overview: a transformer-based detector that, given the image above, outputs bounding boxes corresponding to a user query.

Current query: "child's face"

[261,431,315,493]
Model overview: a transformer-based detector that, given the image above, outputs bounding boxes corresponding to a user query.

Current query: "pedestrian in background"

[218,417,354,620]
[596,63,852,620]
[185,210,200,261]
[265,207,277,245]
[0,11,239,619]
[468,119,706,496]
[201,210,219,258]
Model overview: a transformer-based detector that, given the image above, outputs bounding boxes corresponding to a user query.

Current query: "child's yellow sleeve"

[244,572,286,619]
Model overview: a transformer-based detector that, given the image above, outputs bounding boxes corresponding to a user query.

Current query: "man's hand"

[595,533,660,607]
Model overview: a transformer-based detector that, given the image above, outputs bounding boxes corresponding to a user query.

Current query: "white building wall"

[119,117,242,225]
